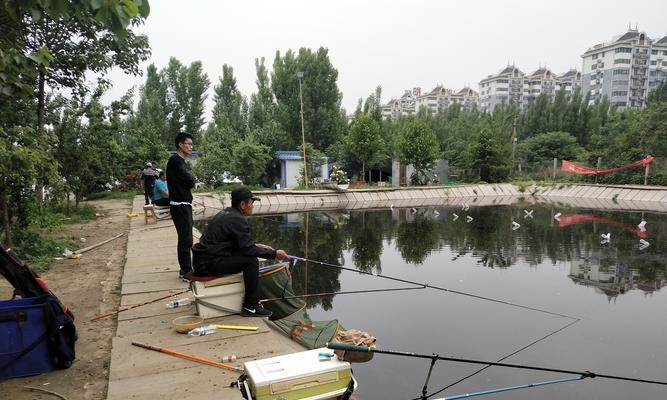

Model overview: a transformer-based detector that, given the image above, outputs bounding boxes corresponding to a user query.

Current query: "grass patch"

[85,190,137,200]
[11,229,76,272]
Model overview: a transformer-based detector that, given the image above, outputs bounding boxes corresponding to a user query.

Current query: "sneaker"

[241,303,272,318]
[178,273,190,282]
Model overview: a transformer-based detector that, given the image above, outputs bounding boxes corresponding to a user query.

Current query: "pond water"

[200,203,667,399]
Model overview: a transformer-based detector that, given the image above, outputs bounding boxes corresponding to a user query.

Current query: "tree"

[135,63,169,146]
[517,131,587,164]
[272,47,346,151]
[163,57,210,138]
[0,0,150,98]
[471,131,508,183]
[0,125,52,245]
[346,113,384,182]
[211,64,247,136]
[248,57,274,130]
[228,137,272,185]
[396,119,440,184]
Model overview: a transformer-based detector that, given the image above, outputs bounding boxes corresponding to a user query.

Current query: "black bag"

[43,295,77,369]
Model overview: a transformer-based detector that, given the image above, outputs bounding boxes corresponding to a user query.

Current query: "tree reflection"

[344,210,393,273]
[239,205,667,303]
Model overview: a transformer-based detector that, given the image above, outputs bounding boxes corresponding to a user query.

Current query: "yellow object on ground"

[127,213,139,217]
[215,324,258,331]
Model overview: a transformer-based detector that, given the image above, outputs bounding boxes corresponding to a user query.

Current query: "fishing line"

[289,256,579,321]
[261,286,426,303]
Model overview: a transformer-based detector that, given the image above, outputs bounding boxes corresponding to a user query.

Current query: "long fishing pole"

[416,317,581,400]
[289,256,579,320]
[261,285,426,303]
[326,342,667,387]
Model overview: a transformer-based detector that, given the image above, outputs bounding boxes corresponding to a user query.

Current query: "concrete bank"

[107,196,302,400]
[198,183,667,215]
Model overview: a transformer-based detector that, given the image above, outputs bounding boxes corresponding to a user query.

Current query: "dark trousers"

[154,198,170,207]
[170,204,192,275]
[144,186,153,205]
[196,256,259,307]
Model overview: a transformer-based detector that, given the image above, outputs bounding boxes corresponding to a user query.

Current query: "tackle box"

[242,349,356,400]
[191,273,244,319]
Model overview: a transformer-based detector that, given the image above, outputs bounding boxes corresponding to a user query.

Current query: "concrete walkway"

[107,196,303,400]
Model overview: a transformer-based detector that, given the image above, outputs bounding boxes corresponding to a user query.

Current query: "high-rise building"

[582,28,667,108]
[478,65,526,112]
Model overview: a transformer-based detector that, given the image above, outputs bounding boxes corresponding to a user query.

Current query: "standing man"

[167,132,195,280]
[192,187,289,318]
[141,162,158,205]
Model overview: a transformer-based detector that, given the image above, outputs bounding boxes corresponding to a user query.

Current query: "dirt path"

[0,198,133,400]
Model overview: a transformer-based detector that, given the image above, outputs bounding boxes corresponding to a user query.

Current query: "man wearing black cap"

[191,187,289,317]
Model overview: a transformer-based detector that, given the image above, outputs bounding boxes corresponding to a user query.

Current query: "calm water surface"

[204,204,667,399]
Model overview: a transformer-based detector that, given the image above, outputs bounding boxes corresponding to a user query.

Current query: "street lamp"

[297,71,308,189]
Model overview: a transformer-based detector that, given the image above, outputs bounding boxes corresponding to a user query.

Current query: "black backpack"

[0,244,77,373]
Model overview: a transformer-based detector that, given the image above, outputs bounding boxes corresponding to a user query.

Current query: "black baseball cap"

[231,187,260,204]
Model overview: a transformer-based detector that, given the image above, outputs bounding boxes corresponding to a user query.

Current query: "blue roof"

[275,150,303,161]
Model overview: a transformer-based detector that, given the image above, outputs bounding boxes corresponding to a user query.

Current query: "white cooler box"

[242,349,356,400]
[191,273,245,319]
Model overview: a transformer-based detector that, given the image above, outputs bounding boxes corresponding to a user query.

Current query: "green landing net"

[258,263,342,349]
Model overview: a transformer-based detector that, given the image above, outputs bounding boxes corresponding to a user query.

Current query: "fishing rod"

[289,256,579,321]
[415,317,581,399]
[326,342,667,387]
[261,285,426,303]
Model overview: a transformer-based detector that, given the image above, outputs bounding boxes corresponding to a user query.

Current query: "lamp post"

[297,71,308,189]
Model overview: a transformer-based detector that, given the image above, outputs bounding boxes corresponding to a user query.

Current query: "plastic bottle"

[165,297,191,309]
[187,325,218,337]
[220,354,237,363]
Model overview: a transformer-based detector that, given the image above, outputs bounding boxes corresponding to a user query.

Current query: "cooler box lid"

[244,349,351,398]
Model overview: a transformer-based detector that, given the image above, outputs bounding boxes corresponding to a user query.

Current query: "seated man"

[191,187,289,317]
[153,170,170,207]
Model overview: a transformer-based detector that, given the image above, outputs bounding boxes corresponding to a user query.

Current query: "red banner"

[561,155,654,175]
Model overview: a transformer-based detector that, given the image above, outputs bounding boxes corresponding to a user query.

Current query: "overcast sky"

[104,0,667,117]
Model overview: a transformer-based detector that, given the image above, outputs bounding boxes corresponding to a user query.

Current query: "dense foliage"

[1,0,665,254]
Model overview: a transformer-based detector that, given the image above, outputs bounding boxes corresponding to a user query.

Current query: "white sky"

[104,0,667,117]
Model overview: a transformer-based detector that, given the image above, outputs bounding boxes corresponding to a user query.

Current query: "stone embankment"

[195,183,667,215]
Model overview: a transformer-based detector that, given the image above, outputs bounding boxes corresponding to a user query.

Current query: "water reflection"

[199,204,667,309]
[196,204,667,398]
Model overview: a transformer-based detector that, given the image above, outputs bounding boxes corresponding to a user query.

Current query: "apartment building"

[381,90,416,121]
[524,67,559,107]
[582,28,667,108]
[413,85,479,114]
[479,65,582,112]
[557,69,582,94]
[478,65,526,112]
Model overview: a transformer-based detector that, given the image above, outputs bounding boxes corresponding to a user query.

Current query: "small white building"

[275,151,329,189]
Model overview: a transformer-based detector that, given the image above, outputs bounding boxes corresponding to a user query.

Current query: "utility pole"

[511,113,518,174]
[297,72,308,189]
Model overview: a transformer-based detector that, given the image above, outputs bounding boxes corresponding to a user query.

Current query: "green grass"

[11,229,77,272]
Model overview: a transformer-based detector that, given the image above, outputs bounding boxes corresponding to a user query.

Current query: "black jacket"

[192,207,276,264]
[166,153,194,203]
